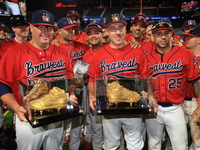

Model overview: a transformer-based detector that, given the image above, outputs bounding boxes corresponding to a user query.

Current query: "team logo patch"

[111,14,120,21]
[42,13,50,22]
[67,18,73,24]
[195,61,200,71]
[188,20,193,25]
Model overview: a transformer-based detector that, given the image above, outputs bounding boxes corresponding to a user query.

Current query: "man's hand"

[89,95,96,110]
[129,41,141,48]
[51,39,60,46]
[192,107,200,123]
[148,94,158,113]
[69,94,78,104]
[16,106,28,122]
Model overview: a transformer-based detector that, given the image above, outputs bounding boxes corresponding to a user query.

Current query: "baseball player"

[83,23,104,150]
[56,17,89,150]
[145,19,200,150]
[0,24,9,44]
[182,25,200,150]
[66,10,88,44]
[181,20,197,47]
[124,13,155,55]
[0,10,74,150]
[0,15,29,59]
[88,13,148,150]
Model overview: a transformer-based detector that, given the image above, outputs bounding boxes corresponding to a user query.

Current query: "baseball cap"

[131,13,147,26]
[152,19,173,33]
[146,20,154,27]
[10,15,29,26]
[106,14,127,27]
[31,10,55,27]
[57,17,78,29]
[182,20,196,30]
[84,23,102,33]
[182,25,200,37]
[66,10,80,18]
[0,24,9,32]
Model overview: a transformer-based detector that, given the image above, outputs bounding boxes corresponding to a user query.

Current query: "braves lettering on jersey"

[147,45,200,104]
[88,43,148,82]
[0,41,73,106]
[59,41,89,65]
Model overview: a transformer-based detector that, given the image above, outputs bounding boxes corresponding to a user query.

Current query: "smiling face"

[130,21,145,40]
[87,28,103,46]
[106,22,127,48]
[30,24,54,47]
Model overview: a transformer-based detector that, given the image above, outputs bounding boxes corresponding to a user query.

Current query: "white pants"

[182,98,200,150]
[5,1,21,15]
[15,114,64,150]
[146,104,188,150]
[102,116,144,150]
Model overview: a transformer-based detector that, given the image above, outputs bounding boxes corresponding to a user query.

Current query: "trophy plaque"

[95,76,156,118]
[22,78,84,128]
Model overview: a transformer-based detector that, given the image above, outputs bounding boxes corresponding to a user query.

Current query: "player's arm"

[191,79,200,122]
[147,79,158,113]
[0,83,27,122]
[88,79,96,110]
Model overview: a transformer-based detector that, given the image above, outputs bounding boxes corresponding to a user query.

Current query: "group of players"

[0,8,200,150]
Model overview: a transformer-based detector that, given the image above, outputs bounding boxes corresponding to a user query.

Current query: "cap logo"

[42,13,50,22]
[67,18,73,24]
[188,20,193,25]
[92,19,97,23]
[138,16,143,20]
[111,14,120,21]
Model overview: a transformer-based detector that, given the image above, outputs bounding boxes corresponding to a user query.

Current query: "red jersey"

[185,56,200,98]
[74,31,88,44]
[0,42,73,106]
[59,41,89,66]
[83,47,96,64]
[0,38,19,59]
[88,43,148,82]
[147,46,200,104]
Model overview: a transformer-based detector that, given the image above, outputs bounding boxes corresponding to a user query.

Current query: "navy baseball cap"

[131,13,147,26]
[182,20,196,30]
[57,17,78,29]
[10,15,29,26]
[0,24,9,32]
[106,14,127,27]
[152,19,173,33]
[66,10,80,18]
[84,23,102,33]
[31,10,55,27]
[182,25,200,37]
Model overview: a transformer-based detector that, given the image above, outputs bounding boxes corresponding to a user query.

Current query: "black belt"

[158,102,174,107]
[185,98,192,101]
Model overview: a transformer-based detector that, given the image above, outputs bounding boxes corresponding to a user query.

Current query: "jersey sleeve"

[0,47,19,87]
[186,50,200,81]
